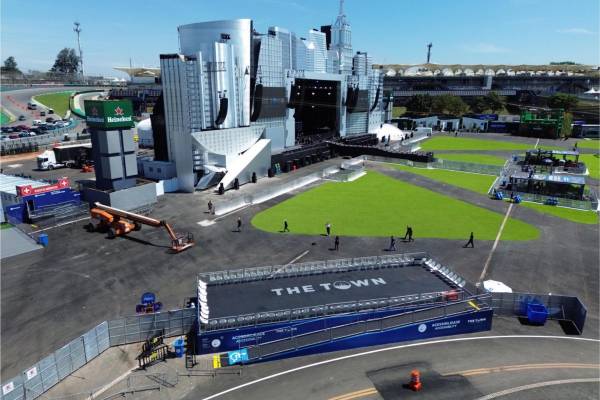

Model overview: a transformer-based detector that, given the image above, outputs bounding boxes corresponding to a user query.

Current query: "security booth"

[523,149,584,174]
[506,172,586,200]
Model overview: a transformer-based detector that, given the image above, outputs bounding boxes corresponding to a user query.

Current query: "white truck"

[36,143,92,170]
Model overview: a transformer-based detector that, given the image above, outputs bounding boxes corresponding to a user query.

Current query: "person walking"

[208,200,213,214]
[326,222,331,236]
[237,217,242,232]
[464,232,474,248]
[407,226,414,242]
[334,235,340,251]
[283,219,290,232]
[389,235,397,251]
[403,226,411,241]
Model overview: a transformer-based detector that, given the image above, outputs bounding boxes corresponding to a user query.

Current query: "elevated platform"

[196,254,483,359]
[206,261,455,319]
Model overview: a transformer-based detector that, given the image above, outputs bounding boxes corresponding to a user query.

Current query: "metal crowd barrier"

[0,308,195,400]
[245,294,492,360]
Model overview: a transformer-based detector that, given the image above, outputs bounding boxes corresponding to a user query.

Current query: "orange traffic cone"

[409,369,422,391]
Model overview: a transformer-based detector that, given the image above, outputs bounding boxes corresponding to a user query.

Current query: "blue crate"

[38,233,49,246]
[527,303,548,325]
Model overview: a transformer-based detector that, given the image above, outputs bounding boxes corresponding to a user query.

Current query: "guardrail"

[488,184,598,211]
[1,120,81,154]
[245,295,492,361]
[369,155,504,176]
[199,253,469,332]
[213,158,364,216]
[485,291,587,334]
[0,308,196,400]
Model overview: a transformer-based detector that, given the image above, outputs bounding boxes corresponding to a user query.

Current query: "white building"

[158,2,387,192]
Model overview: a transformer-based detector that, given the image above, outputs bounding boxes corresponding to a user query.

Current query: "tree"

[406,94,433,113]
[2,56,19,72]
[431,94,469,116]
[50,48,80,74]
[470,96,487,113]
[548,93,578,111]
[484,91,504,113]
[446,96,469,116]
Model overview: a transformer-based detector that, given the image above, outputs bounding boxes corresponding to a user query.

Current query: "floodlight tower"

[426,42,432,64]
[73,22,84,80]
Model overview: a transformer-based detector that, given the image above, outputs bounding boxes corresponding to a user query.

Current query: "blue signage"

[141,292,156,305]
[227,348,249,365]
[476,114,498,121]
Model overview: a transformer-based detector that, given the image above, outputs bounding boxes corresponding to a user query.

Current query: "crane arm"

[93,202,162,227]
[162,222,179,242]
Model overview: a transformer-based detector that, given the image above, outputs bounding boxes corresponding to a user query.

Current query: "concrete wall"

[84,182,157,211]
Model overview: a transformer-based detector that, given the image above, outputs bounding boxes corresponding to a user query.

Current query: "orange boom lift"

[87,202,195,253]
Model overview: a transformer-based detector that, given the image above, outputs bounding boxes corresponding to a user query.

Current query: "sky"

[1,0,599,78]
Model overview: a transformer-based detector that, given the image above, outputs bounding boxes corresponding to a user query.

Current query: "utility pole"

[73,22,84,81]
[426,42,432,64]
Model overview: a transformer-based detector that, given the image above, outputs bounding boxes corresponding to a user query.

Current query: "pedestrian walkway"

[0,227,41,259]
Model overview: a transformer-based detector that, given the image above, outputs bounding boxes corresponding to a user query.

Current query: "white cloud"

[461,43,510,54]
[557,28,596,35]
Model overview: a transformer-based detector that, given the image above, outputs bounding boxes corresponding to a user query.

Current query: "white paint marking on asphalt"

[200,335,600,400]
[479,203,513,283]
[89,368,136,399]
[214,205,251,221]
[269,250,310,278]
[474,378,600,400]
[29,216,90,234]
[70,253,88,260]
[6,163,23,168]
[534,138,540,149]
[198,219,216,227]
[286,250,310,265]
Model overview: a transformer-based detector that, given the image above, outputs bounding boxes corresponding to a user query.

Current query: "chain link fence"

[0,309,196,400]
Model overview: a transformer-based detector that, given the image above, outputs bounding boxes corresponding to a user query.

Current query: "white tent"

[371,123,407,141]
[483,280,513,293]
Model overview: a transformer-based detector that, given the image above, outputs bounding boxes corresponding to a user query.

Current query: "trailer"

[36,143,92,170]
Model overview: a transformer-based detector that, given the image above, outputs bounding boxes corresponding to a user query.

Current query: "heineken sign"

[84,100,134,129]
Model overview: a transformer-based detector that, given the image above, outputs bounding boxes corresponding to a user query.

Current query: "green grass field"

[420,136,536,152]
[393,164,496,195]
[435,153,507,166]
[520,202,599,225]
[392,106,407,118]
[576,140,599,151]
[33,91,74,117]
[252,171,539,241]
[0,111,10,125]
[579,153,600,180]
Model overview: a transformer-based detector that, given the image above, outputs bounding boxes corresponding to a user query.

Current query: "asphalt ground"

[1,86,96,127]
[1,129,598,397]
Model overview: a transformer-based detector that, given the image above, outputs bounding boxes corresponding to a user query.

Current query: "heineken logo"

[85,100,133,128]
[106,115,132,123]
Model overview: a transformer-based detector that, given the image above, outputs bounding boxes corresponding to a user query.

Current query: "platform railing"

[245,295,492,361]
[200,288,467,333]
[198,252,430,284]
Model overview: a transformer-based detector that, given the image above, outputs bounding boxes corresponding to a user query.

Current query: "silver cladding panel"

[178,19,252,126]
